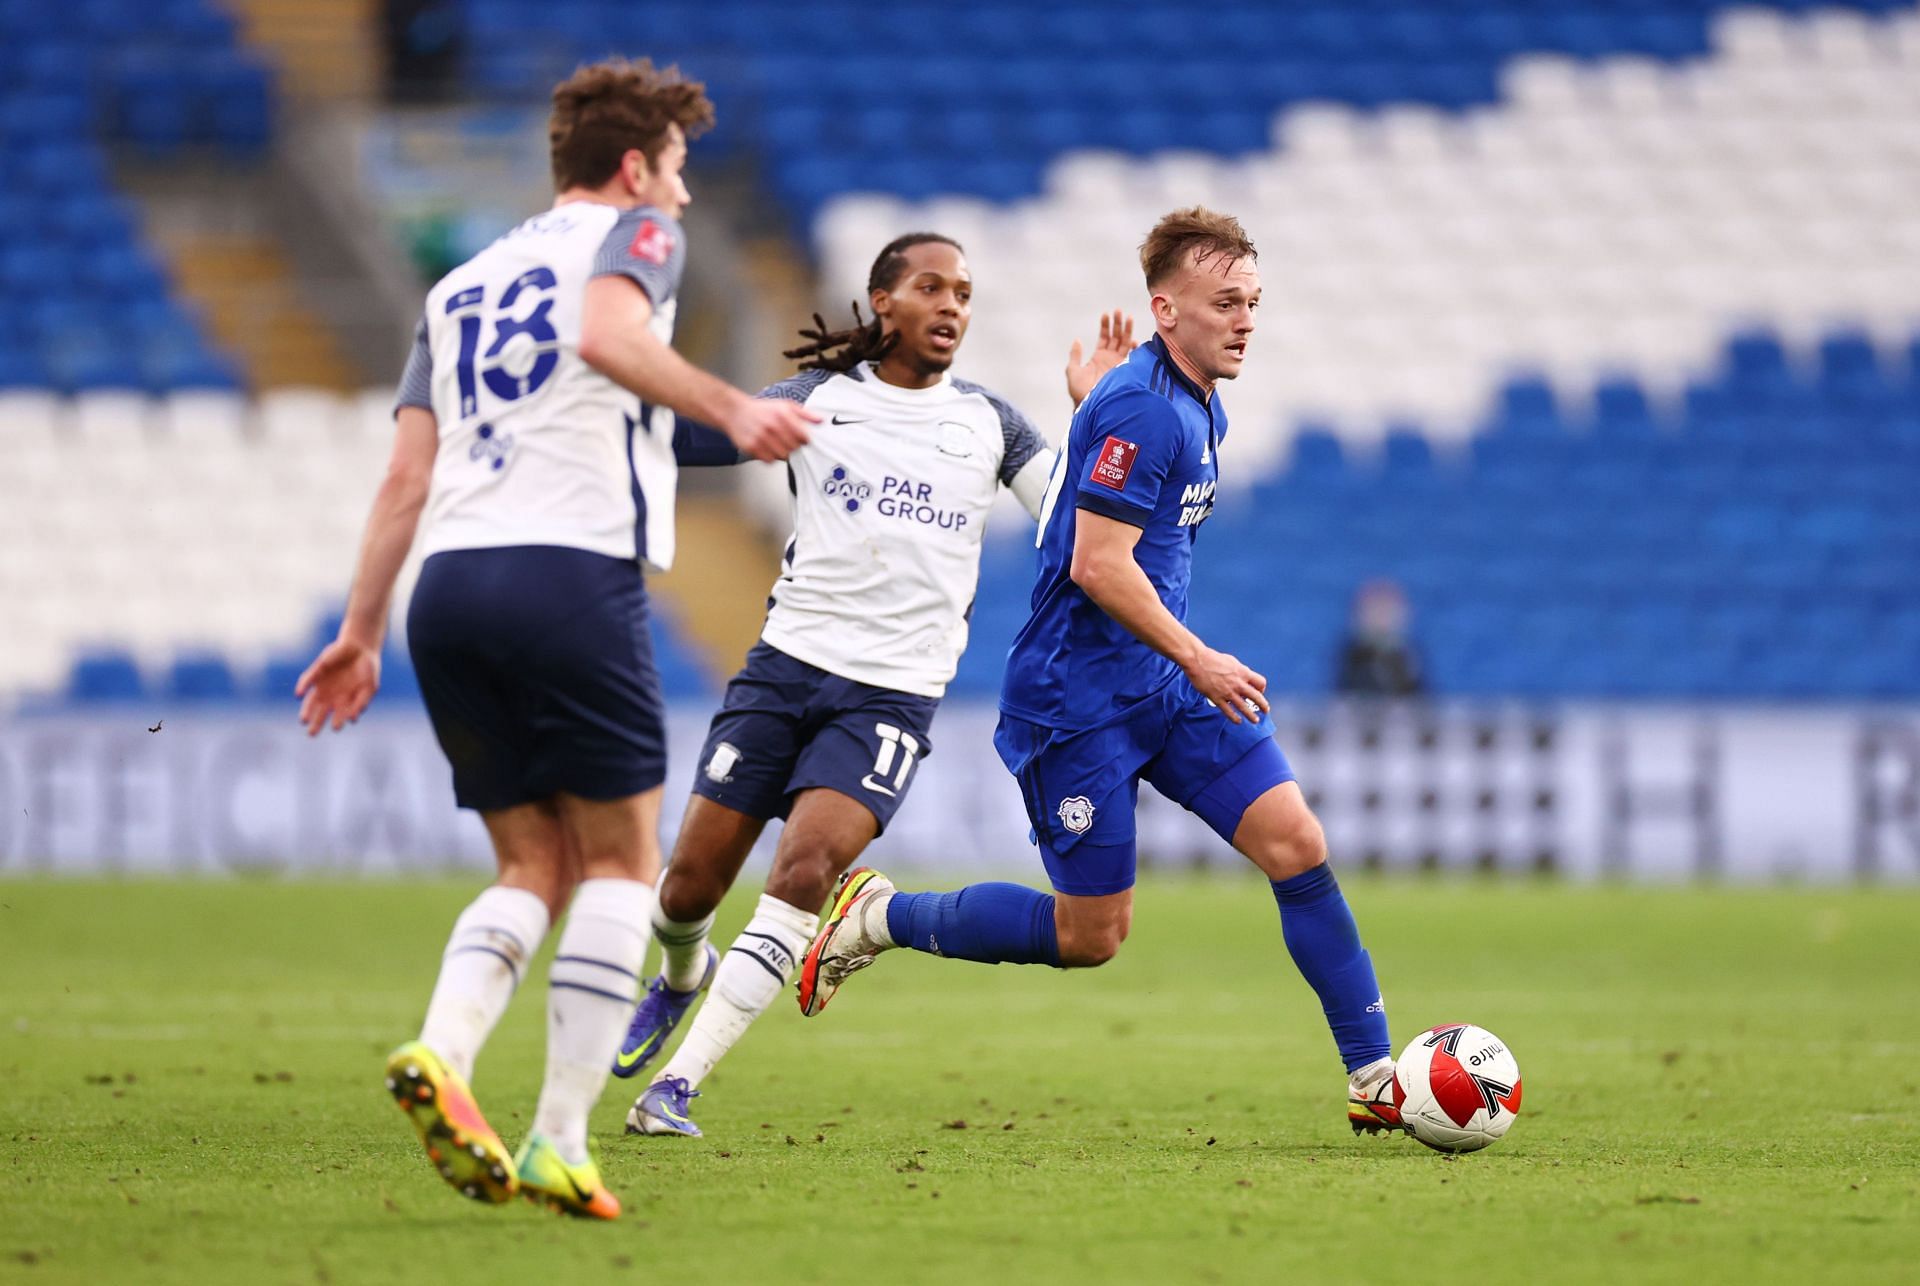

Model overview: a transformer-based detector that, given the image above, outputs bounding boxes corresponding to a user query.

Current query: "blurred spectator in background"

[384,0,464,102]
[1336,579,1425,697]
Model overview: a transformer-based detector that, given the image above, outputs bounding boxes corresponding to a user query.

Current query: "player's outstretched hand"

[1066,309,1137,406]
[725,397,816,462]
[1183,645,1270,725]
[296,638,381,736]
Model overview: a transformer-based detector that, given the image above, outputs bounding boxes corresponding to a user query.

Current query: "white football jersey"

[396,201,689,570]
[757,363,1054,698]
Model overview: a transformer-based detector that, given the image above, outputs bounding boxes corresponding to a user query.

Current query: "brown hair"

[1139,207,1257,289]
[548,58,715,192]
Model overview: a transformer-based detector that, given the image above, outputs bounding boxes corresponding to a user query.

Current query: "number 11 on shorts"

[861,723,920,798]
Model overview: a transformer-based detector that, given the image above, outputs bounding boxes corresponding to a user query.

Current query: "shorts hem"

[688,775,780,820]
[783,777,896,833]
[1043,873,1137,897]
[458,764,668,813]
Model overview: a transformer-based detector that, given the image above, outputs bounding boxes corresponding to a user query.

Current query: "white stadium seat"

[805,4,1919,441]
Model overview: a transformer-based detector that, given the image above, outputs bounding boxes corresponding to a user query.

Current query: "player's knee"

[657,864,725,922]
[1262,815,1328,881]
[766,839,846,912]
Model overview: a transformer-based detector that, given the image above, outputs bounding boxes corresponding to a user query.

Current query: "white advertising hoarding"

[1,703,1916,882]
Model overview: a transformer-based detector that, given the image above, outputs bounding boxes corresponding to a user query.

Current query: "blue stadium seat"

[1590,376,1660,438]
[258,655,309,702]
[1490,376,1563,435]
[199,52,275,153]
[1287,426,1349,478]
[68,651,148,702]
[168,654,241,702]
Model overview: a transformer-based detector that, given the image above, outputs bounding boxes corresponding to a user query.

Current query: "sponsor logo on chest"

[1177,478,1216,528]
[823,462,972,530]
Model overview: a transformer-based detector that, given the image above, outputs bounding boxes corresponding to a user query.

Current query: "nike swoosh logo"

[564,1170,593,1202]
[614,1033,659,1069]
[831,415,866,425]
[859,775,897,797]
[659,1100,691,1124]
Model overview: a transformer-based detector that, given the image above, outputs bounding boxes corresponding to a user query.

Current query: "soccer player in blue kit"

[799,208,1404,1133]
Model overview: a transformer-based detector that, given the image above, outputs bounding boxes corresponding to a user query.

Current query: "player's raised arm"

[579,277,814,462]
[1000,310,1138,520]
[297,403,437,734]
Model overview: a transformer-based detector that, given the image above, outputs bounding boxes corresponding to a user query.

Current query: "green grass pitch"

[3,875,1915,1285]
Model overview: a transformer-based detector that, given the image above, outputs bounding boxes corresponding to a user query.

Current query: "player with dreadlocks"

[613,232,1134,1138]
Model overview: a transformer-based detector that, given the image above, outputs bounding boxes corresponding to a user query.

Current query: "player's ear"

[870,287,893,320]
[621,148,651,192]
[1149,290,1178,330]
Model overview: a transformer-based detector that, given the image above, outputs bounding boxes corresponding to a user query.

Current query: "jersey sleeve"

[1073,388,1184,526]
[671,418,744,467]
[591,206,687,307]
[953,378,1048,486]
[757,368,834,404]
[394,313,433,414]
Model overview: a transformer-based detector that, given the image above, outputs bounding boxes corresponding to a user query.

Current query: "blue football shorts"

[995,678,1296,897]
[689,640,939,833]
[408,545,668,811]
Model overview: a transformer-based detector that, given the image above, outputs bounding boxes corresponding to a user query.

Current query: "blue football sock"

[1270,864,1392,1073]
[885,883,1060,966]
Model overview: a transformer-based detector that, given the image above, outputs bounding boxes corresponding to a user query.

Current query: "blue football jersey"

[999,336,1224,731]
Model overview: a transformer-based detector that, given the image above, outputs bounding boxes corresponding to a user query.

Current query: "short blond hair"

[1139,207,1257,289]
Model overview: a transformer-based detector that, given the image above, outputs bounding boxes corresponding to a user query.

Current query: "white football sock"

[418,885,551,1083]
[652,903,717,992]
[656,894,816,1091]
[531,878,654,1165]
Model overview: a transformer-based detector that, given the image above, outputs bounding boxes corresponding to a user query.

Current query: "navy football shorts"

[690,641,939,832]
[408,545,668,812]
[995,678,1296,897]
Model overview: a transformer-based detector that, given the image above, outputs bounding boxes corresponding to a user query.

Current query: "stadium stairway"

[227,0,382,104]
[155,229,361,391]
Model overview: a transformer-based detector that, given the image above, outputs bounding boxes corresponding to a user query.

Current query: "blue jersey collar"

[1145,335,1210,407]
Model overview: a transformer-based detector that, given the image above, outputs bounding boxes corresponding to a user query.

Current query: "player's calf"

[1054,890,1130,968]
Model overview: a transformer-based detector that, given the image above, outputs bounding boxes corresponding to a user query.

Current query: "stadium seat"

[67,650,148,702]
[168,653,241,702]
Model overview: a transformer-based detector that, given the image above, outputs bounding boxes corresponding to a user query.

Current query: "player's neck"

[872,352,945,391]
[552,184,642,210]
[1156,332,1215,398]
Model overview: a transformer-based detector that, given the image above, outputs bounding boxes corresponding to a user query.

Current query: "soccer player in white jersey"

[293,59,813,1219]
[607,233,1133,1138]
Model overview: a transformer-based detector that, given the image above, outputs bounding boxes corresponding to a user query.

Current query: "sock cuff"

[1270,863,1338,905]
[752,892,819,940]
[454,885,552,955]
[651,904,716,944]
[569,877,655,925]
[730,912,811,981]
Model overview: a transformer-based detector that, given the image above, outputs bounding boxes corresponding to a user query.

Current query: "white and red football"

[1392,1023,1523,1153]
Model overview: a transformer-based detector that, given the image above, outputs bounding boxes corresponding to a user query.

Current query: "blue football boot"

[611,944,718,1079]
[625,1076,703,1138]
